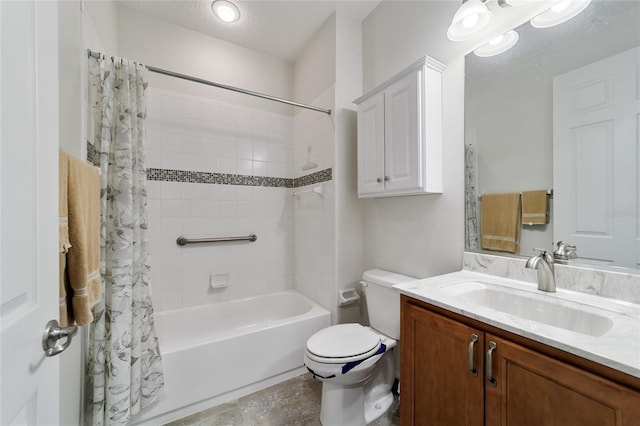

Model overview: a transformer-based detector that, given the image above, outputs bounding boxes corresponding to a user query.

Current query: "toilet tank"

[363,269,417,340]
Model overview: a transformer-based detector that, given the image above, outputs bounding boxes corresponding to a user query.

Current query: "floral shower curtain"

[85,55,164,426]
[465,143,479,250]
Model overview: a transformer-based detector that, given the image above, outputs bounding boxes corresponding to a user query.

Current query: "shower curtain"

[85,55,164,426]
[465,143,479,250]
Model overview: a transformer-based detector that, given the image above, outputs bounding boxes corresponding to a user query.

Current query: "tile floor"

[166,373,400,426]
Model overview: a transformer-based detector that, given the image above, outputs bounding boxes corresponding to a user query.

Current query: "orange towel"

[522,190,549,225]
[59,150,72,326]
[481,192,521,254]
[60,150,102,326]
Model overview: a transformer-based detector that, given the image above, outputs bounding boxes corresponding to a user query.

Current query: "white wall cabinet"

[355,56,445,198]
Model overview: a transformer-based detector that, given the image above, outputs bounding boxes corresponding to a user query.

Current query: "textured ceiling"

[120,0,381,62]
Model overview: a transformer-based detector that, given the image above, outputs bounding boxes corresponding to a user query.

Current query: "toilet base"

[364,391,394,424]
[319,383,395,426]
[320,382,366,426]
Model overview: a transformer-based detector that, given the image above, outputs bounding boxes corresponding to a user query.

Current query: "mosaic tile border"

[146,167,332,188]
[89,142,332,188]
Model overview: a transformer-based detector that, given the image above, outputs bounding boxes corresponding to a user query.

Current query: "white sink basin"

[440,281,614,337]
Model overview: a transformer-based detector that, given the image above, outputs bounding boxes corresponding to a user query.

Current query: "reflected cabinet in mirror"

[465,0,640,270]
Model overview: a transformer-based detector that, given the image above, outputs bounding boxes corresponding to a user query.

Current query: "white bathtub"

[133,290,331,425]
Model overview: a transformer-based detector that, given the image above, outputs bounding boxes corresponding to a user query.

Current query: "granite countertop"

[394,270,640,378]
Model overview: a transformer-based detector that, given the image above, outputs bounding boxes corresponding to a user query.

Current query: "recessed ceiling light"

[530,0,591,28]
[474,30,519,57]
[211,0,241,23]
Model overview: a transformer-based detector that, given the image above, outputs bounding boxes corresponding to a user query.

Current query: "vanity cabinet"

[400,296,640,426]
[354,56,445,198]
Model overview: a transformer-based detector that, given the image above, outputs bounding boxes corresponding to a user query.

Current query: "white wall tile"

[182,98,202,120]
[147,89,296,312]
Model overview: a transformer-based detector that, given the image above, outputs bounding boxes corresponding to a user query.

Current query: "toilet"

[304,269,416,426]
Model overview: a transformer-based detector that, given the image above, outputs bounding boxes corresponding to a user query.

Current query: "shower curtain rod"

[87,50,331,115]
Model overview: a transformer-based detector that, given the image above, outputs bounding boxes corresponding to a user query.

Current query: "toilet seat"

[306,323,382,364]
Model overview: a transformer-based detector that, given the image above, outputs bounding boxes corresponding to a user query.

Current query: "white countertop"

[394,270,640,378]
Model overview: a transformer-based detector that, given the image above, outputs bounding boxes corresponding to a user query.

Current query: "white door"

[384,70,422,194]
[357,91,385,197]
[1,1,61,424]
[553,47,640,268]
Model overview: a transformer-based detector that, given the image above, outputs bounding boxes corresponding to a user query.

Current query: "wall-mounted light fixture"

[474,30,519,57]
[447,0,493,42]
[448,0,592,57]
[211,0,241,23]
[530,0,592,28]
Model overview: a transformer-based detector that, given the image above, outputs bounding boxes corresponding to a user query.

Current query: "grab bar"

[176,234,257,246]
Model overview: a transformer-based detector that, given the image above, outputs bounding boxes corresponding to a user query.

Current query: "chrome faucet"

[553,241,577,264]
[525,249,556,292]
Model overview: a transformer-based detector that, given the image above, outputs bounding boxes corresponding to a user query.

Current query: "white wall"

[293,15,336,106]
[334,10,365,324]
[292,16,338,321]
[84,0,119,55]
[58,2,96,425]
[117,5,293,116]
[144,88,294,310]
[359,0,565,279]
[361,2,465,279]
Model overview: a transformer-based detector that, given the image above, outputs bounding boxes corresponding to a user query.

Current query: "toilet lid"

[306,324,381,362]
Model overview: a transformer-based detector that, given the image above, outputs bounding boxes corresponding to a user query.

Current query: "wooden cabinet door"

[401,304,484,426]
[485,334,640,426]
[357,91,385,197]
[384,70,422,194]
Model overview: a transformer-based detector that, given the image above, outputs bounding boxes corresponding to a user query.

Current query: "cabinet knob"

[377,177,382,183]
[384,176,389,181]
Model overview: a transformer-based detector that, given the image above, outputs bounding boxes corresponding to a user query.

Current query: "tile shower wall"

[293,87,337,317]
[145,87,295,311]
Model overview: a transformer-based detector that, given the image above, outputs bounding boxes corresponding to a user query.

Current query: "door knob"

[42,319,78,357]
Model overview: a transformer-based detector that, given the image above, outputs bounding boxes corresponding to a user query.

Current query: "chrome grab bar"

[176,234,257,246]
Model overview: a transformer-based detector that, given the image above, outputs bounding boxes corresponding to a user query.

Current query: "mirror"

[465,0,640,269]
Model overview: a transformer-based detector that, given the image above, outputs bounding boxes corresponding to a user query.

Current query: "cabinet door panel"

[486,335,640,426]
[401,304,484,426]
[384,71,422,193]
[357,91,385,196]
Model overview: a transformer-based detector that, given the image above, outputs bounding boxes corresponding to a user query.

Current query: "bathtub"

[133,290,331,425]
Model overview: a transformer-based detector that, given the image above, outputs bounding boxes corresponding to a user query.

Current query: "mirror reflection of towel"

[522,190,549,225]
[481,192,521,254]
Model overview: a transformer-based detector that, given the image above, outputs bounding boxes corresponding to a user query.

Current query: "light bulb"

[489,35,504,45]
[211,0,240,23]
[551,1,571,13]
[463,13,479,29]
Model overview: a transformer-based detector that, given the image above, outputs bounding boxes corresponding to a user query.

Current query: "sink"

[440,281,614,337]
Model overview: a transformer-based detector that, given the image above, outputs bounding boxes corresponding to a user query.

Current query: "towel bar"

[478,189,553,200]
[176,234,257,246]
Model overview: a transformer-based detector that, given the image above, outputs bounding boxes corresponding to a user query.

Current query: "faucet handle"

[533,248,554,263]
[554,241,577,262]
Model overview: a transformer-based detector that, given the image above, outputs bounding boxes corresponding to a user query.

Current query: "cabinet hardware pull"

[377,177,382,183]
[468,334,479,377]
[384,176,390,181]
[486,341,497,387]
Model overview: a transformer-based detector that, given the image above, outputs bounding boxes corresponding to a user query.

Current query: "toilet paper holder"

[338,288,360,307]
